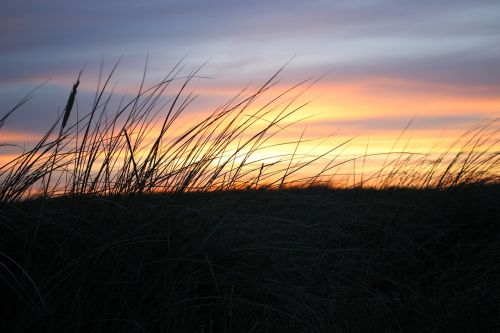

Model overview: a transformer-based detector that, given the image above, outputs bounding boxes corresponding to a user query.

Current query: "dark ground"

[1,185,499,332]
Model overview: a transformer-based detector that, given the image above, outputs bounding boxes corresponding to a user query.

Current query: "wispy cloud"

[1,0,499,148]
[2,0,499,82]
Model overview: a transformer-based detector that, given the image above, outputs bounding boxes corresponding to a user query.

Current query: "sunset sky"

[1,0,499,175]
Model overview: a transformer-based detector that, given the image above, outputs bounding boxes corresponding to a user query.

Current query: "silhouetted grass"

[0,63,499,331]
[0,62,498,201]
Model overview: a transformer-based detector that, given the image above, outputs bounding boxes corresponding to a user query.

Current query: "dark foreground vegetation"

[1,185,499,332]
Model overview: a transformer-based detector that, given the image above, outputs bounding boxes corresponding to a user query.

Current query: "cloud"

[1,0,499,139]
[312,114,496,132]
[2,0,499,87]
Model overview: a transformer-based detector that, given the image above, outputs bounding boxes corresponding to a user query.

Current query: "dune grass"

[0,63,499,332]
[0,62,498,201]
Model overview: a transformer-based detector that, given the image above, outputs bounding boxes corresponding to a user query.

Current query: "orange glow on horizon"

[1,74,499,193]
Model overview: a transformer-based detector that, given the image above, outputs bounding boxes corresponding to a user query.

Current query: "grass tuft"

[0,62,499,331]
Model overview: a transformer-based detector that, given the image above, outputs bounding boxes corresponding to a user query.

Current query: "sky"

[1,0,500,178]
